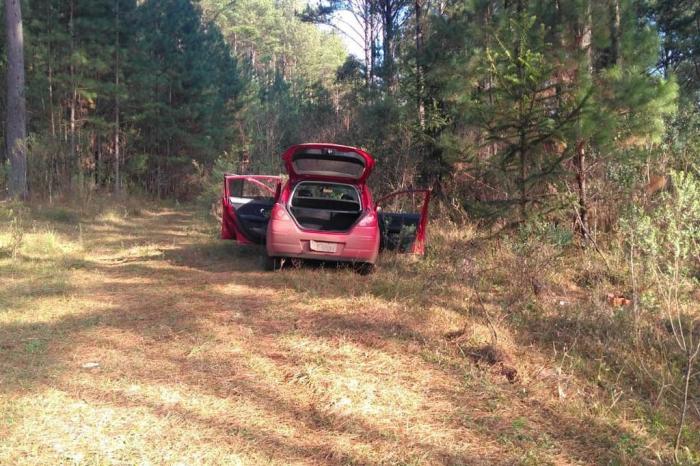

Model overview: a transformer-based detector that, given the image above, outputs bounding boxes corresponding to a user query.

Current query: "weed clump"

[0,203,27,258]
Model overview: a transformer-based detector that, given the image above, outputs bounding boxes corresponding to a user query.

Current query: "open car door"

[221,175,281,244]
[376,189,431,254]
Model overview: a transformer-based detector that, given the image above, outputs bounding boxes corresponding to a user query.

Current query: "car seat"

[298,188,313,197]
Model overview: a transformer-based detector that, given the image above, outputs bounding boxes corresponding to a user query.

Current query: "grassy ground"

[0,199,697,465]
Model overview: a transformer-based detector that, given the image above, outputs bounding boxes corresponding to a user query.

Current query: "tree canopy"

[0,0,695,220]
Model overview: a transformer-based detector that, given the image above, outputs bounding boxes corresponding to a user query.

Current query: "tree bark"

[515,0,527,218]
[610,0,621,67]
[581,0,593,73]
[415,0,425,128]
[362,0,372,88]
[575,0,592,240]
[69,0,77,186]
[4,0,28,198]
[379,0,397,92]
[114,0,121,193]
[369,11,377,85]
[574,141,589,238]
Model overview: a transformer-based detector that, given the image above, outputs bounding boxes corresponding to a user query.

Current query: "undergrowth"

[371,208,700,463]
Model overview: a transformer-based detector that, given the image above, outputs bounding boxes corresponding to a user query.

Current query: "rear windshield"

[291,182,361,211]
[291,151,365,178]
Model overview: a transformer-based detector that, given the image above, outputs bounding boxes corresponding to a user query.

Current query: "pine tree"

[442,5,587,219]
[127,0,240,196]
[4,0,28,198]
[568,0,677,237]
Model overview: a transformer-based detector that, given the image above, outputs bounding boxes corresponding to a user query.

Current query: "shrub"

[621,169,700,459]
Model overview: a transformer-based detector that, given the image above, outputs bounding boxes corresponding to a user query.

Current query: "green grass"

[33,206,81,224]
[0,198,697,465]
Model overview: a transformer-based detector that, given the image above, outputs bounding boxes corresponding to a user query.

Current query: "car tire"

[289,257,304,269]
[353,262,375,275]
[263,255,283,271]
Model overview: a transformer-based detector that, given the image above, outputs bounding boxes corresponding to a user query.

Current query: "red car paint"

[221,143,431,267]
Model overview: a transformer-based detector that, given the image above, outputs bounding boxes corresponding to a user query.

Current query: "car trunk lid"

[283,143,374,183]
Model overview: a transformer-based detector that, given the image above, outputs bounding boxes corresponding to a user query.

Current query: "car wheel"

[289,257,303,269]
[263,255,283,271]
[353,262,375,275]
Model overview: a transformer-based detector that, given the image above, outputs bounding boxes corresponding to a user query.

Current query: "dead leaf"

[606,293,631,307]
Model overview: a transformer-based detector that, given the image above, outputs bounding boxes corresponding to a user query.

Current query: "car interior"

[378,212,421,252]
[289,182,362,231]
[228,179,275,243]
[376,192,427,252]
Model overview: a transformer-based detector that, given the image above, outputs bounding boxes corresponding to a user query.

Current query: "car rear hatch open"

[282,143,374,183]
[289,181,362,232]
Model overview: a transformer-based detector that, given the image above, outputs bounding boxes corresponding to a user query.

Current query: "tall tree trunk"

[69,0,78,187]
[380,0,396,93]
[363,0,372,88]
[4,0,28,198]
[415,0,425,128]
[574,141,589,236]
[369,12,377,85]
[114,0,121,193]
[515,0,527,218]
[95,133,101,186]
[610,0,620,66]
[47,4,56,141]
[519,132,527,218]
[575,0,593,240]
[236,118,249,174]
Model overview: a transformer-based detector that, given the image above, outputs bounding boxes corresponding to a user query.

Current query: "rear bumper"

[266,212,379,264]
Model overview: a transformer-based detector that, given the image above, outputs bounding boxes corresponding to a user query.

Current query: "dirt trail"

[1,207,624,465]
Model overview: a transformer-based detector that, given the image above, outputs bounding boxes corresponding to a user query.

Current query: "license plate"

[309,240,337,253]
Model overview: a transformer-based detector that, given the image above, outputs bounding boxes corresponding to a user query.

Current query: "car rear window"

[291,151,365,178]
[291,182,361,211]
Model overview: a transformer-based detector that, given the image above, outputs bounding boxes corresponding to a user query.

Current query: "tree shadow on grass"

[0,286,645,464]
[0,207,659,464]
[103,236,694,459]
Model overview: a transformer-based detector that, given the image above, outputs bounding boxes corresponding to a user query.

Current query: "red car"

[221,143,431,272]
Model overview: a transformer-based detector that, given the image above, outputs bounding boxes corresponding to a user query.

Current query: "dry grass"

[0,198,697,465]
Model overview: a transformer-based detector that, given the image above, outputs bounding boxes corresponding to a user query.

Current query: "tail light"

[357,210,376,227]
